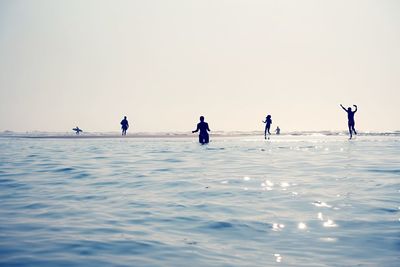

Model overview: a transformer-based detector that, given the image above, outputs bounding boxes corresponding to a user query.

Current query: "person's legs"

[348,123,352,139]
[348,121,356,137]
[198,134,209,144]
[352,123,357,135]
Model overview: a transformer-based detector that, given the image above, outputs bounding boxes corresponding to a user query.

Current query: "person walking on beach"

[340,104,357,139]
[275,126,280,135]
[262,115,272,139]
[192,116,211,144]
[120,116,129,136]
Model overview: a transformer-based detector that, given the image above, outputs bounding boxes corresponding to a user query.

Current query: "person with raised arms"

[340,104,358,139]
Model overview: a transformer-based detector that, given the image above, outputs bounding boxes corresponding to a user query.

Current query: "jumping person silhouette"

[192,116,210,144]
[262,115,272,139]
[340,104,357,139]
[120,116,129,136]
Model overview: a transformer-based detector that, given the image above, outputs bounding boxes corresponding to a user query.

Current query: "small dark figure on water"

[275,126,280,135]
[72,126,82,135]
[340,104,357,139]
[192,116,210,144]
[262,115,272,139]
[121,116,129,136]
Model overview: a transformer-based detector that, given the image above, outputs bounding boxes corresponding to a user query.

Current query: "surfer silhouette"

[275,126,280,135]
[340,104,357,139]
[262,115,272,139]
[72,126,82,135]
[120,116,129,136]
[192,116,210,144]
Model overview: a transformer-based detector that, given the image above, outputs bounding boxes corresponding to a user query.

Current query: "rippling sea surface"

[0,135,399,267]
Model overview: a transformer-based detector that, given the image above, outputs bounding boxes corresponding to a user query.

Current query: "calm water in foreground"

[0,135,399,267]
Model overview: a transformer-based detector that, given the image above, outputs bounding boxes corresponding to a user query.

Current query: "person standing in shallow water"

[120,116,129,136]
[262,115,272,139]
[72,126,82,135]
[192,116,211,144]
[340,104,357,139]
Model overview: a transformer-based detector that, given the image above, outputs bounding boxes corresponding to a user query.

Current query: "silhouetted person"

[340,104,357,139]
[275,126,280,135]
[121,116,129,136]
[262,115,272,139]
[72,126,82,135]
[192,116,210,144]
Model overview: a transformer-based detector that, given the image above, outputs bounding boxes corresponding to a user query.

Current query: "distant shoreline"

[0,132,258,139]
[0,131,399,139]
[1,134,197,139]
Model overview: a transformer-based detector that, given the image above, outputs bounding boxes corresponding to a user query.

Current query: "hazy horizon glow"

[1,0,399,132]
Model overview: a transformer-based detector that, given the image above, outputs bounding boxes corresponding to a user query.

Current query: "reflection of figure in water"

[72,126,83,135]
[275,126,280,135]
[120,116,129,136]
[340,104,357,139]
[192,116,210,144]
[262,115,272,139]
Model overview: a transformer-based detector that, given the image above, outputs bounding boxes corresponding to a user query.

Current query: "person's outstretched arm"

[207,123,210,132]
[340,104,347,112]
[353,105,358,113]
[192,125,199,133]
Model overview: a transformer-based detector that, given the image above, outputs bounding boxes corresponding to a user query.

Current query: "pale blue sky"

[0,0,399,132]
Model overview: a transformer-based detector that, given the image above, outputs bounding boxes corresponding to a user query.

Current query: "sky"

[0,0,399,132]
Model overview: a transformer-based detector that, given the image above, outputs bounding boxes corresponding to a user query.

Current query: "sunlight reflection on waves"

[0,135,399,267]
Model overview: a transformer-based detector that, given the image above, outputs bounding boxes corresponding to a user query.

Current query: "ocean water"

[0,135,399,267]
